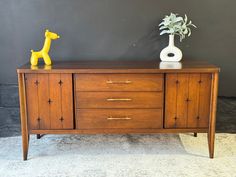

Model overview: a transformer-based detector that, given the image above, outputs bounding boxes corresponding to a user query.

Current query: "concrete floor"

[0,97,235,137]
[216,97,236,133]
[1,133,236,176]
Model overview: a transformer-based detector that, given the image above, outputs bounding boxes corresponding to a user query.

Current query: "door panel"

[49,74,62,129]
[198,74,212,127]
[176,74,189,128]
[37,74,50,129]
[25,74,39,129]
[187,74,201,128]
[165,74,178,128]
[165,73,212,129]
[26,73,74,130]
[61,74,74,129]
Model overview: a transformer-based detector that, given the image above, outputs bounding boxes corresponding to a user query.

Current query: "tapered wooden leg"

[208,72,218,159]
[194,133,197,137]
[18,73,29,160]
[37,134,41,139]
[22,131,29,161]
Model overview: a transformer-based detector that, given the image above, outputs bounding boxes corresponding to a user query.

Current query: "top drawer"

[75,74,163,91]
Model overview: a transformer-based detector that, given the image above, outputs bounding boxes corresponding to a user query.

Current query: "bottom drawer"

[76,109,163,129]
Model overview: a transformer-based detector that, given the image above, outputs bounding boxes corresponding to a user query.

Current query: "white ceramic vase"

[160,34,182,62]
[159,61,182,69]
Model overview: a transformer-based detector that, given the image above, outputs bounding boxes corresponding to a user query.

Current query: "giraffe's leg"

[42,53,52,65]
[30,53,38,66]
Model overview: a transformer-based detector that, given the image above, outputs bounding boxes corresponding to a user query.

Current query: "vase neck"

[168,35,175,47]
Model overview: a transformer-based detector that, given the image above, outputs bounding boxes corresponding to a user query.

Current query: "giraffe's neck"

[42,37,51,53]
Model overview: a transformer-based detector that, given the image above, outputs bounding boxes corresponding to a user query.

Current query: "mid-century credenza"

[17,60,219,160]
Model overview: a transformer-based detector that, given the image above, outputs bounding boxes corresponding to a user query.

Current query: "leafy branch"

[159,13,197,41]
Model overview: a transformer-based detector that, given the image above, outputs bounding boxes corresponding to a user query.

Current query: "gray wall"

[0,0,236,96]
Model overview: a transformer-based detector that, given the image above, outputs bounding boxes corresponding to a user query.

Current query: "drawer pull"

[106,80,132,84]
[107,98,132,101]
[107,116,131,120]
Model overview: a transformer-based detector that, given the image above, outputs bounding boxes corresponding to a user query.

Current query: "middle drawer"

[76,92,163,108]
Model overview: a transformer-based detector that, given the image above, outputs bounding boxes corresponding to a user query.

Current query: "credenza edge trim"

[30,128,208,134]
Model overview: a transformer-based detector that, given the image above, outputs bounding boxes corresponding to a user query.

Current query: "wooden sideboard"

[17,60,219,160]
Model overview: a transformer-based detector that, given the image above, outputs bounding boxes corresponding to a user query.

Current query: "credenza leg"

[22,132,29,161]
[194,133,197,137]
[18,73,29,160]
[208,132,215,158]
[208,72,218,159]
[36,134,41,139]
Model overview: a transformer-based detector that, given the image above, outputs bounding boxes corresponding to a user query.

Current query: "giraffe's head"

[45,29,60,40]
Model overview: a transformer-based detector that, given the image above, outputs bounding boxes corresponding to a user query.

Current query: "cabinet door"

[165,73,212,128]
[25,74,73,130]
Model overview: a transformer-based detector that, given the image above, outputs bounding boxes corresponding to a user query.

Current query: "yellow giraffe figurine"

[30,29,60,66]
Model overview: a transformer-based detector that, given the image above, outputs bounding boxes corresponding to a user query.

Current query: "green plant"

[159,13,197,41]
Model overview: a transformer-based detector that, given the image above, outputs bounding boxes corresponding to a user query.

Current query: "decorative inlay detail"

[34,80,39,85]
[48,99,52,104]
[58,80,63,85]
[186,98,191,102]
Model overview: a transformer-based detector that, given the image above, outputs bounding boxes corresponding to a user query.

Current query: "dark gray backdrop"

[1,0,236,137]
[0,0,236,96]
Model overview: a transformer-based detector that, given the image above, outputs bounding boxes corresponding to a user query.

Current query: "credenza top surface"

[17,60,220,73]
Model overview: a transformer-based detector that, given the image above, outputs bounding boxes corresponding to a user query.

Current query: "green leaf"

[159,26,167,30]
[183,28,188,34]
[192,24,197,28]
[160,30,170,35]
[188,28,192,36]
[159,13,196,40]
[169,28,175,33]
[175,17,183,22]
[184,14,188,22]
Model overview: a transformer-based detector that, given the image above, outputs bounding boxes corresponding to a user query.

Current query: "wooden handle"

[106,98,132,101]
[106,80,131,84]
[107,116,131,120]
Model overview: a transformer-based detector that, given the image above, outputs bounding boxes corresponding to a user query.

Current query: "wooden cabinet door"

[25,74,73,130]
[165,73,212,128]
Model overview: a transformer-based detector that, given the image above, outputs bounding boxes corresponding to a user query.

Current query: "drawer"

[76,109,163,129]
[75,74,163,91]
[76,92,163,108]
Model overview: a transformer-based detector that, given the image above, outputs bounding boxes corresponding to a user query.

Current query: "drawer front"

[75,74,163,91]
[76,109,163,129]
[76,92,163,108]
